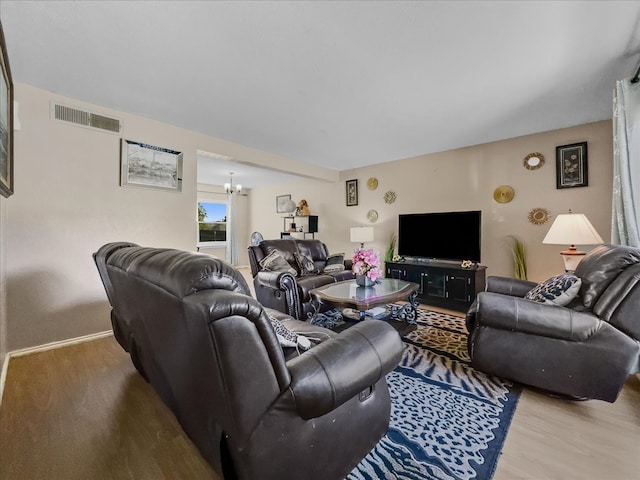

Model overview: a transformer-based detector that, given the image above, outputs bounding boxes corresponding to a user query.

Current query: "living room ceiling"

[2,1,640,188]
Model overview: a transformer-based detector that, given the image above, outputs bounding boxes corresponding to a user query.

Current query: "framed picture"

[346,179,358,206]
[0,21,14,198]
[276,194,292,213]
[556,142,588,189]
[120,139,183,192]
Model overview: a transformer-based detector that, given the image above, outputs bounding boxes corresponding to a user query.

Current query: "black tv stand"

[385,259,486,312]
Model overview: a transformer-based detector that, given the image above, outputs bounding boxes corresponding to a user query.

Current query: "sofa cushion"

[295,252,320,276]
[525,274,582,306]
[268,314,311,350]
[324,253,346,273]
[260,250,297,276]
[574,244,640,308]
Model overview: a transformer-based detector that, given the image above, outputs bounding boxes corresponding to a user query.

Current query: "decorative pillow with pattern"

[295,252,319,275]
[268,315,311,351]
[525,274,582,306]
[259,250,297,276]
[324,253,345,273]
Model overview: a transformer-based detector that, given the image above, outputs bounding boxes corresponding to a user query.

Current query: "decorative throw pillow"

[268,315,311,351]
[294,252,319,275]
[259,250,297,276]
[324,253,345,273]
[525,274,582,306]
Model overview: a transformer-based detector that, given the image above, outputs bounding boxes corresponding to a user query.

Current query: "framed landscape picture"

[346,179,358,206]
[556,142,588,189]
[0,21,14,198]
[120,139,183,192]
[276,194,292,213]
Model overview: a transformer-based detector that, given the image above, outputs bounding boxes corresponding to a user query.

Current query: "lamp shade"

[542,213,603,246]
[350,226,374,244]
[283,199,297,214]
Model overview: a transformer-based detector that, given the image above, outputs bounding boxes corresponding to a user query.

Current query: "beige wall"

[0,82,613,354]
[249,120,613,283]
[2,83,333,352]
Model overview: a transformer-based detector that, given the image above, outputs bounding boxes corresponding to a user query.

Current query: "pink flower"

[352,248,382,281]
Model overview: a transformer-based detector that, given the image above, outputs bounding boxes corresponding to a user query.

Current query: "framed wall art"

[0,20,14,198]
[120,139,183,192]
[276,194,292,213]
[556,142,588,189]
[346,179,358,206]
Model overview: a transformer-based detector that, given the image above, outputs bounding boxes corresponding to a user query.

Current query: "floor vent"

[52,103,122,134]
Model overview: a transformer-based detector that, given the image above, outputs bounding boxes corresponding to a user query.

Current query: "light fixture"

[283,198,297,215]
[350,226,374,249]
[224,172,242,194]
[542,210,604,272]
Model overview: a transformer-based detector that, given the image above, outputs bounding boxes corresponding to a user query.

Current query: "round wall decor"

[367,177,378,190]
[493,185,515,203]
[367,209,379,223]
[528,207,550,225]
[523,152,545,170]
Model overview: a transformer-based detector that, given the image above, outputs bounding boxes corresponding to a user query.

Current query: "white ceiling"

[2,1,640,188]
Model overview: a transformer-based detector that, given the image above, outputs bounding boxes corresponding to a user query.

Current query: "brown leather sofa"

[93,242,402,480]
[248,238,355,320]
[466,244,640,402]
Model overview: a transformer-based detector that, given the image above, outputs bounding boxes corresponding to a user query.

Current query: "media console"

[385,260,486,312]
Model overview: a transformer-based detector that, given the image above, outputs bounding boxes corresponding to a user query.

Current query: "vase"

[356,274,375,287]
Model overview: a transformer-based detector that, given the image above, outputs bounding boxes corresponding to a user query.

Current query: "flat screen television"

[398,210,481,262]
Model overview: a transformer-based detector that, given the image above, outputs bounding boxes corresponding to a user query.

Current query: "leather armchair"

[93,242,402,480]
[466,244,640,402]
[248,239,355,320]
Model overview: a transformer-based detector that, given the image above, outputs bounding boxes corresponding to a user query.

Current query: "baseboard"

[0,330,113,408]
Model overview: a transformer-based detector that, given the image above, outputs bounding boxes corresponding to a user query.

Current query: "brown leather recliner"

[93,242,402,480]
[466,244,640,402]
[247,239,355,320]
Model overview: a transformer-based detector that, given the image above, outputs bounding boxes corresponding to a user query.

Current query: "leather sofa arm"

[255,270,298,290]
[476,292,602,341]
[486,276,538,297]
[286,321,403,420]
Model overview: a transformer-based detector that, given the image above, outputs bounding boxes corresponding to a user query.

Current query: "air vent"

[52,103,122,134]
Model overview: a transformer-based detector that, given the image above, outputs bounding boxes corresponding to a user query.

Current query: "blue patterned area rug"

[347,306,522,480]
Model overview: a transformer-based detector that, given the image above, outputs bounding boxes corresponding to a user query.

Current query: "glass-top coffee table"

[309,278,420,324]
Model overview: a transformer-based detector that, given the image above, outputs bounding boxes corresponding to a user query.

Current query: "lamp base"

[560,247,586,273]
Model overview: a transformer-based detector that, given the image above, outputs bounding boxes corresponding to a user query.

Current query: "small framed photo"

[276,194,292,213]
[556,142,588,189]
[346,179,358,206]
[0,21,14,198]
[120,139,183,192]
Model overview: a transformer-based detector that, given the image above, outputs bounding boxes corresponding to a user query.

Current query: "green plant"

[508,235,527,280]
[385,234,397,262]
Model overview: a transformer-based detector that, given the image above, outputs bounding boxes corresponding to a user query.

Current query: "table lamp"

[542,211,604,272]
[350,226,374,248]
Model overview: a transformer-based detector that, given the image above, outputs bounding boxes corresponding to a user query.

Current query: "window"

[198,201,227,245]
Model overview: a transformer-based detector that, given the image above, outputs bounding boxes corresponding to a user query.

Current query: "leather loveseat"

[93,242,402,480]
[466,244,640,402]
[248,238,355,320]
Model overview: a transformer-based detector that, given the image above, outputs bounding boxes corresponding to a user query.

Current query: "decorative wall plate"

[383,191,397,204]
[493,185,514,203]
[367,209,379,223]
[523,152,545,170]
[528,207,550,225]
[367,177,378,190]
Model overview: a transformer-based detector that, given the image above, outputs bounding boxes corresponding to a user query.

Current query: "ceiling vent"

[51,103,122,134]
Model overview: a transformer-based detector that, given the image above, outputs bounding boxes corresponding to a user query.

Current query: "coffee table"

[309,278,419,324]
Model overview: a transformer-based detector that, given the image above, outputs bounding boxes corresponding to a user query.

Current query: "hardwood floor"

[1,291,638,479]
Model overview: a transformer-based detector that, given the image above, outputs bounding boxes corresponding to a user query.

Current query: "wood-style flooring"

[1,272,639,479]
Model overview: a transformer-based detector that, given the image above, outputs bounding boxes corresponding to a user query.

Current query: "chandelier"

[224,172,242,194]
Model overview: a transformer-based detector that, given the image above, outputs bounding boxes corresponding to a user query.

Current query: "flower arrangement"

[352,248,383,282]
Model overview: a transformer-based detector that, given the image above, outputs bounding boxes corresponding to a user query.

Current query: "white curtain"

[226,193,239,265]
[612,78,640,247]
